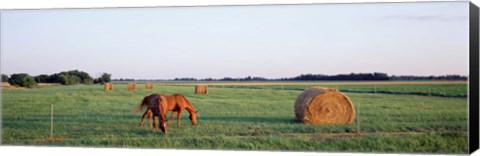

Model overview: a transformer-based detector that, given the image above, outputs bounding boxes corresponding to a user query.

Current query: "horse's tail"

[134,96,148,113]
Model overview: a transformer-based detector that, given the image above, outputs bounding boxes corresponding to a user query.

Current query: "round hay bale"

[146,83,153,89]
[127,83,136,91]
[104,82,112,91]
[195,85,208,94]
[294,87,355,124]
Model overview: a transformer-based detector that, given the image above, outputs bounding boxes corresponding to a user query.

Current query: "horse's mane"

[174,94,196,114]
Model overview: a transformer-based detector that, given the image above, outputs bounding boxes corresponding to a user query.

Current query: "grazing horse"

[165,94,198,126]
[138,94,198,127]
[134,93,169,134]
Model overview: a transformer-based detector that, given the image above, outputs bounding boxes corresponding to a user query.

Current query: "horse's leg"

[159,116,167,134]
[140,110,149,127]
[176,109,183,127]
[161,112,168,134]
[152,116,157,130]
[158,111,167,134]
[167,111,176,125]
[147,112,153,128]
[170,111,176,120]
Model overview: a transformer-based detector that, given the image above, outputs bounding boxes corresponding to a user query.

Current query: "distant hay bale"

[104,82,112,91]
[195,85,208,94]
[294,87,355,124]
[146,83,153,89]
[127,83,136,91]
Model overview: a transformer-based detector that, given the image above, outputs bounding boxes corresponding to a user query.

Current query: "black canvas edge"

[470,1,480,154]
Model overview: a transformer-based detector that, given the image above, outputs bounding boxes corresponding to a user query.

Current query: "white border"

[0,0,477,156]
[0,0,471,10]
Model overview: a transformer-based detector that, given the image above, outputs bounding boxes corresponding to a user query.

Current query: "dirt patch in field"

[1,82,10,87]
[37,83,62,86]
[1,86,25,90]
[2,83,61,90]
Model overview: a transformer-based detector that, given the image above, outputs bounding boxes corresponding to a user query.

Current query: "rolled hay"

[104,82,112,91]
[127,83,136,91]
[294,87,355,124]
[146,83,153,89]
[195,85,208,94]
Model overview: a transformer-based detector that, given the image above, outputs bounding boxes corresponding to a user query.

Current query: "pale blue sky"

[0,2,469,79]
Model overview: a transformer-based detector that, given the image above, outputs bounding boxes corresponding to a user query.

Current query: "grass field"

[1,81,468,154]
[160,81,467,97]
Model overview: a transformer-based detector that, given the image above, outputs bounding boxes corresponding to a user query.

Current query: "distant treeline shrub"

[112,78,135,81]
[94,73,112,84]
[7,70,112,86]
[1,74,9,82]
[34,74,49,83]
[8,73,36,88]
[174,76,268,81]
[290,73,390,81]
[173,72,467,81]
[34,70,94,85]
[389,75,467,81]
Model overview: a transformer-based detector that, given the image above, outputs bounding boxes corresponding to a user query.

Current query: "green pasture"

[1,81,468,153]
[210,84,467,97]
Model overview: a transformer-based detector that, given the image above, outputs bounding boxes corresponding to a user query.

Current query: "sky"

[0,2,470,79]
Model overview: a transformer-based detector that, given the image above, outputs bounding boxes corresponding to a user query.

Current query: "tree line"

[173,72,467,81]
[1,71,468,88]
[1,70,111,88]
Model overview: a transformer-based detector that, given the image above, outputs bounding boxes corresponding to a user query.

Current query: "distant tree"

[373,72,389,80]
[1,74,8,82]
[174,77,197,81]
[101,73,111,83]
[41,70,94,85]
[220,77,233,81]
[252,77,268,81]
[93,78,103,84]
[94,73,112,84]
[46,73,62,83]
[59,70,94,85]
[82,77,94,85]
[34,74,49,83]
[8,73,36,88]
[111,78,136,82]
[59,74,81,85]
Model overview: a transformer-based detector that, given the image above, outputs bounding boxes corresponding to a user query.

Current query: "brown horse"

[165,94,198,126]
[134,93,169,134]
[137,94,198,127]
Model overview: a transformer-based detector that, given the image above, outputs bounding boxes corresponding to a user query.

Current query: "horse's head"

[189,111,198,125]
[158,94,168,134]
